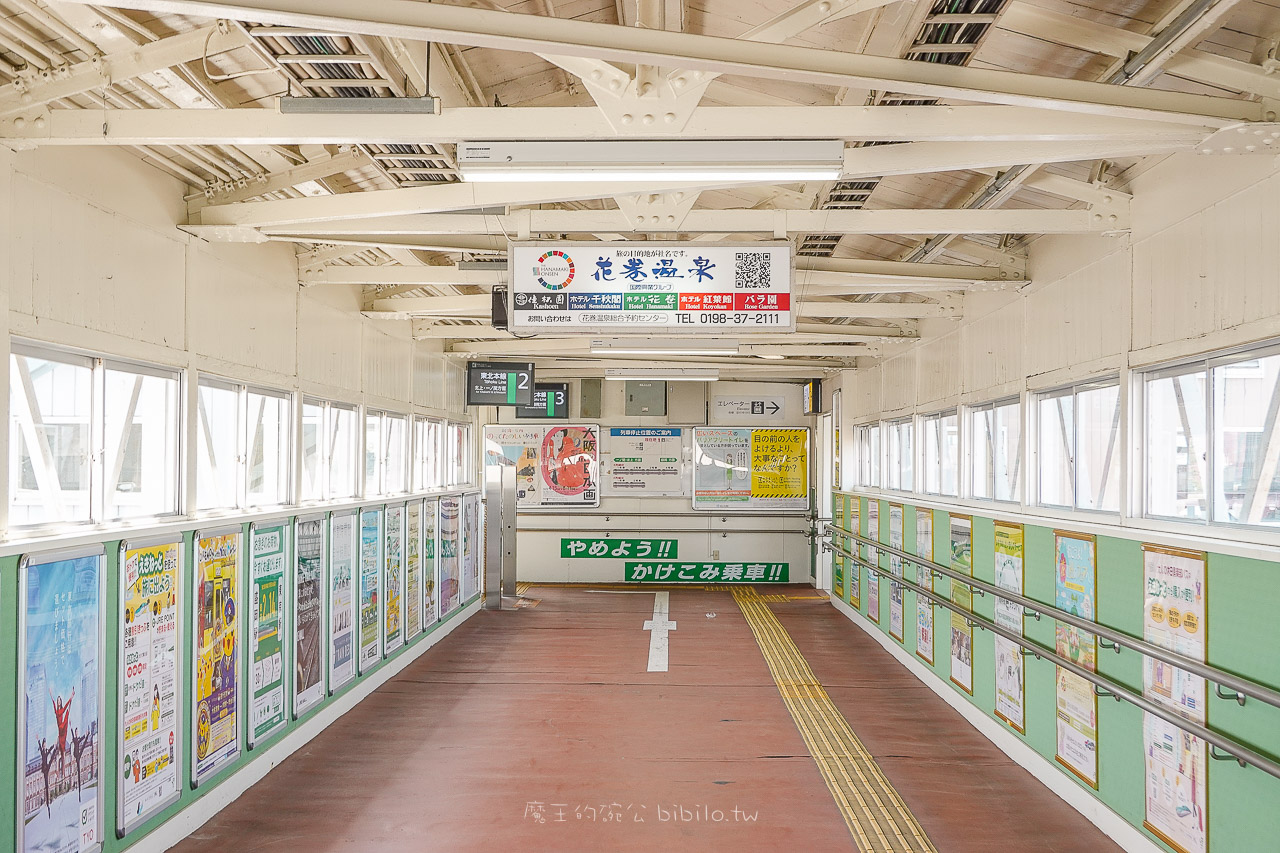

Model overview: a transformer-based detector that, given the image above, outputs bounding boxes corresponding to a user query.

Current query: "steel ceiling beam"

[0,104,1216,146]
[60,0,1265,121]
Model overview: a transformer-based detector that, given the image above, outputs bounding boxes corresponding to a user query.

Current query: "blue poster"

[22,550,103,853]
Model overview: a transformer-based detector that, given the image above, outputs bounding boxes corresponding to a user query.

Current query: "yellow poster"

[750,429,808,501]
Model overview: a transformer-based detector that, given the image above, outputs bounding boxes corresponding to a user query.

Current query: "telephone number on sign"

[699,313,786,325]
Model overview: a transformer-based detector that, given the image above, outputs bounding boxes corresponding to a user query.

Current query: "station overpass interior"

[2,0,1280,851]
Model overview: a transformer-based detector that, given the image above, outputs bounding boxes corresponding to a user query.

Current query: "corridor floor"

[174,585,1121,852]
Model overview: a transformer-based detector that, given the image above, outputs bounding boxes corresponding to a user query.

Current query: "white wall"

[494,378,816,582]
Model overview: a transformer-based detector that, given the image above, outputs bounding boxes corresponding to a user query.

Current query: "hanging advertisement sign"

[294,517,325,718]
[540,425,600,506]
[484,425,542,507]
[423,499,439,626]
[329,512,357,693]
[193,529,240,786]
[248,524,287,748]
[848,496,861,609]
[20,547,105,853]
[1142,545,1207,853]
[384,505,405,656]
[889,504,905,641]
[606,428,685,496]
[463,494,481,601]
[405,502,422,640]
[949,515,973,694]
[509,240,794,334]
[515,382,570,419]
[465,360,534,407]
[993,522,1026,733]
[867,501,881,623]
[693,427,808,510]
[118,538,180,835]
[1055,531,1099,789]
[915,509,934,664]
[440,496,462,615]
[358,509,383,674]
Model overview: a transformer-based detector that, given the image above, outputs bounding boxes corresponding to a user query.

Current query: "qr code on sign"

[735,252,771,289]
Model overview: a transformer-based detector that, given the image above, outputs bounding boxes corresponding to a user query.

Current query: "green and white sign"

[625,561,788,583]
[248,523,287,747]
[562,537,677,559]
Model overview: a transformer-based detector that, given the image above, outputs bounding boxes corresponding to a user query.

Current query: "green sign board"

[625,562,789,583]
[562,537,677,559]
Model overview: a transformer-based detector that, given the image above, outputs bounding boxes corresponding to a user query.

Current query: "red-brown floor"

[173,586,1120,853]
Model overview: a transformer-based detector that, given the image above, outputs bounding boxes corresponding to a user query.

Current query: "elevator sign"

[466,360,534,407]
[509,241,794,334]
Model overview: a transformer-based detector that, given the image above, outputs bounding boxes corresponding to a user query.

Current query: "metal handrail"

[518,511,810,519]
[519,526,803,535]
[826,538,1280,782]
[824,523,1280,712]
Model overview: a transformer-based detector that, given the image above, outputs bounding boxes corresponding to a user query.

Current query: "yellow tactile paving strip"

[731,586,939,853]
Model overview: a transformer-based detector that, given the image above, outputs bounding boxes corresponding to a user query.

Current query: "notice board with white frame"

[691,427,810,511]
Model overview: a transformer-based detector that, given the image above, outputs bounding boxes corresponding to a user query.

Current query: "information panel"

[1142,545,1207,853]
[20,547,104,853]
[1055,531,1099,789]
[439,496,462,615]
[510,241,793,333]
[606,428,685,496]
[405,502,422,640]
[294,517,325,717]
[383,505,404,656]
[248,524,287,747]
[993,522,1025,733]
[423,499,438,627]
[915,509,934,665]
[328,512,357,693]
[466,360,534,407]
[118,538,180,835]
[692,427,808,510]
[949,515,973,694]
[888,504,904,642]
[193,530,240,786]
[358,509,382,674]
[485,424,601,507]
[515,382,569,419]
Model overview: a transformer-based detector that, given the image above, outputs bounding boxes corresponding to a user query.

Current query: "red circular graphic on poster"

[540,426,594,497]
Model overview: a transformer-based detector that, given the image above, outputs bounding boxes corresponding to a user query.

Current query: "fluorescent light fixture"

[604,368,719,382]
[590,338,739,356]
[458,140,843,183]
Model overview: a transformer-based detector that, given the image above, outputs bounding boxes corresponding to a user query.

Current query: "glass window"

[887,418,913,491]
[329,404,359,499]
[1077,383,1121,512]
[868,424,881,487]
[384,414,408,494]
[448,423,471,486]
[413,415,436,491]
[920,411,957,496]
[9,348,94,525]
[994,399,1023,502]
[365,410,382,496]
[196,379,241,511]
[102,362,180,520]
[301,399,324,502]
[972,406,994,500]
[245,388,291,507]
[1145,369,1209,520]
[1037,389,1074,508]
[1214,351,1280,525]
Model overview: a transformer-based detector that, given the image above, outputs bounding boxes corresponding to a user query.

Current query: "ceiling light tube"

[590,339,739,356]
[604,368,719,382]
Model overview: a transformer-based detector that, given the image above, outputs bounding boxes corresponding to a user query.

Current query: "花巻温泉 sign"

[509,242,793,333]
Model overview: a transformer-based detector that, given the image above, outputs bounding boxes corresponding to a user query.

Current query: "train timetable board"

[509,241,794,334]
[466,360,534,407]
[515,382,570,419]
[691,427,809,511]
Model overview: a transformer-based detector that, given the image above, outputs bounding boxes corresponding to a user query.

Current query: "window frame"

[968,396,1022,504]
[1034,377,1121,515]
[885,416,915,493]
[919,408,959,497]
[195,373,293,514]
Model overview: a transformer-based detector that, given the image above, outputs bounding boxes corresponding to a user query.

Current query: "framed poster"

[423,499,439,626]
[383,504,405,656]
[293,516,326,718]
[993,522,1025,733]
[19,546,105,853]
[248,523,288,748]
[328,511,357,694]
[606,428,686,496]
[405,501,423,640]
[832,493,845,598]
[118,537,181,835]
[888,504,904,642]
[915,509,935,665]
[483,426,542,508]
[358,508,383,674]
[1055,531,1099,789]
[867,500,880,623]
[848,496,861,609]
[692,427,809,511]
[1142,545,1207,853]
[439,495,462,615]
[949,515,973,694]
[192,528,241,786]
[540,425,600,507]
[462,493,481,601]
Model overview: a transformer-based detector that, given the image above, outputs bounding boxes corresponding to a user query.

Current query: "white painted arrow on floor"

[643,591,677,672]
